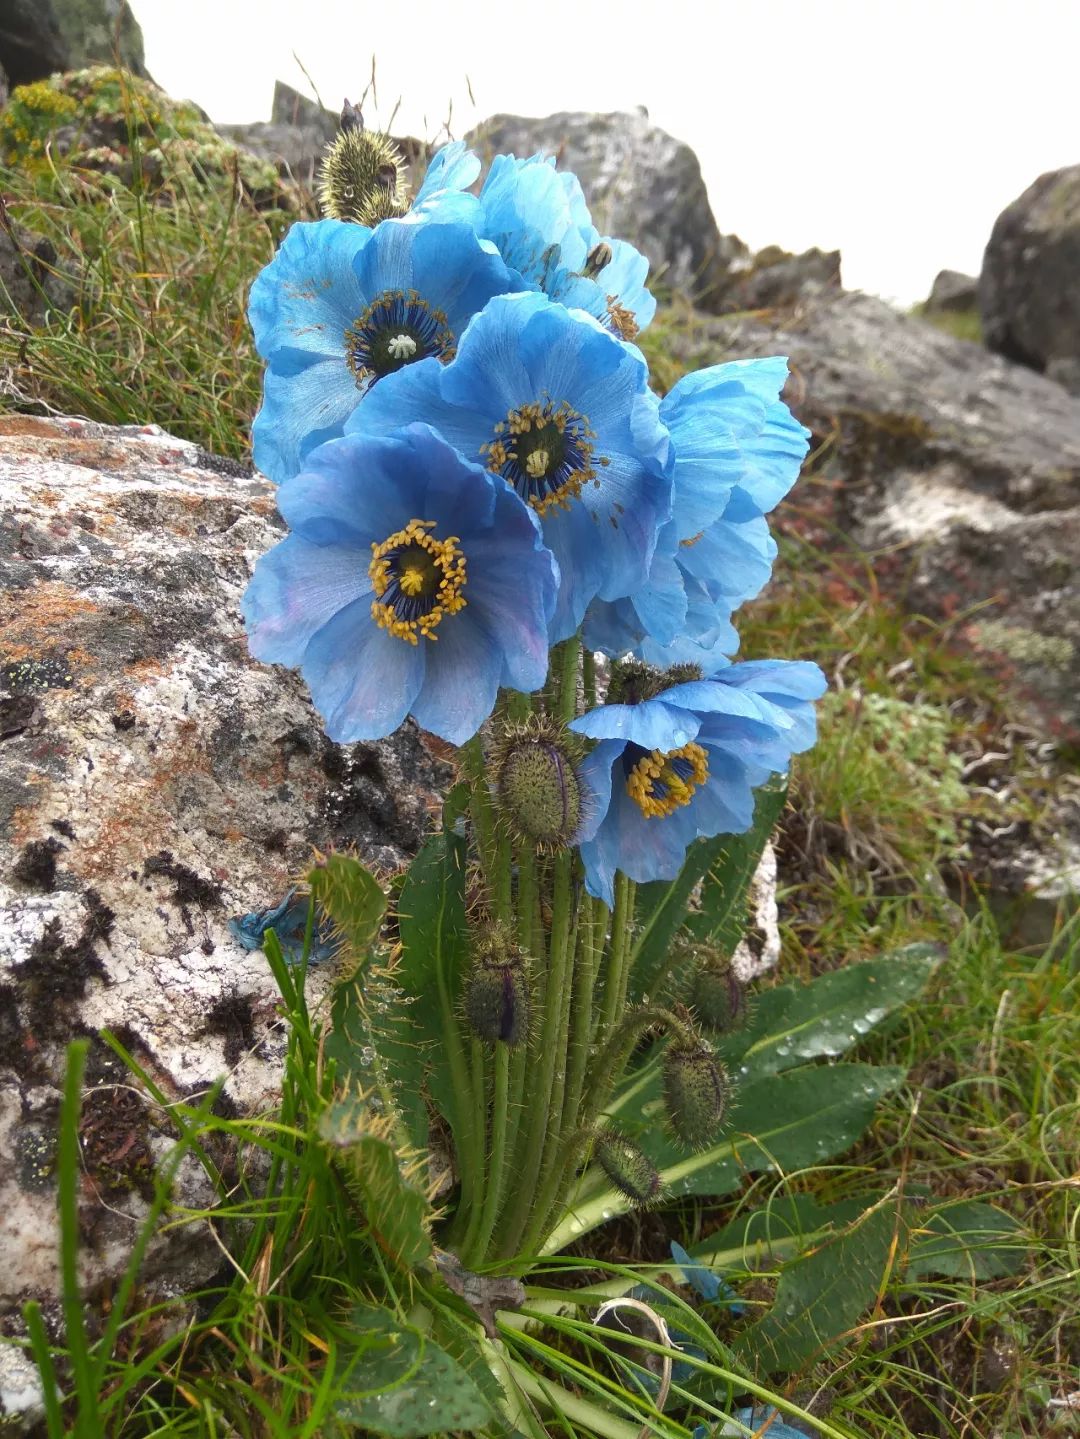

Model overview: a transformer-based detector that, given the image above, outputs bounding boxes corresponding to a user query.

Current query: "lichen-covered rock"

[0,415,450,1343]
[468,108,746,310]
[0,68,291,210]
[978,164,1080,395]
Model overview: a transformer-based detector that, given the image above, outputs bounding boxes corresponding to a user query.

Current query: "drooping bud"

[662,1041,730,1149]
[593,1128,662,1206]
[318,109,410,226]
[691,960,747,1034]
[464,928,530,1045]
[492,715,586,852]
[582,240,613,278]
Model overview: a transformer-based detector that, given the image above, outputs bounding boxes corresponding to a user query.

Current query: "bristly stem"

[599,871,634,1041]
[463,1039,511,1265]
[461,733,497,883]
[494,847,574,1257]
[582,646,597,710]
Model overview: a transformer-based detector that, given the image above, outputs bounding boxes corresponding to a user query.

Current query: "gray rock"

[661,289,1080,742]
[925,268,978,315]
[0,0,67,86]
[978,164,1080,394]
[0,415,448,1340]
[0,225,74,328]
[51,0,146,75]
[468,108,747,311]
[0,0,146,85]
[726,245,842,314]
[270,79,335,132]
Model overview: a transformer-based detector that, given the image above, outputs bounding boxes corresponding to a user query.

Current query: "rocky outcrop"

[0,0,146,86]
[978,164,1080,396]
[468,108,744,310]
[925,268,978,315]
[0,416,449,1352]
[0,226,73,328]
[663,289,1080,744]
[219,80,339,187]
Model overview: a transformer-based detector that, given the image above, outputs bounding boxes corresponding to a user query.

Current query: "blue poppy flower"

[403,145,656,338]
[345,291,672,642]
[248,216,521,483]
[569,660,825,906]
[583,357,809,662]
[242,424,557,745]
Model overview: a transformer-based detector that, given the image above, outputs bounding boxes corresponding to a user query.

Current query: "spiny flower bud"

[691,960,747,1034]
[606,659,704,706]
[593,1128,662,1206]
[662,1041,730,1149]
[464,930,529,1045]
[492,715,585,852]
[318,109,410,226]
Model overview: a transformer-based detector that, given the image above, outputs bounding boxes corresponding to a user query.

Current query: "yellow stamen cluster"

[480,398,608,517]
[369,519,467,644]
[626,742,709,819]
[606,295,640,342]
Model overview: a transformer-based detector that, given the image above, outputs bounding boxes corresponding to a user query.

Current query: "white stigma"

[387,333,418,360]
[525,449,550,478]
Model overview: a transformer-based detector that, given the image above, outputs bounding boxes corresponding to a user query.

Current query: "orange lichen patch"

[0,583,102,655]
[121,658,167,684]
[0,415,60,439]
[249,496,276,517]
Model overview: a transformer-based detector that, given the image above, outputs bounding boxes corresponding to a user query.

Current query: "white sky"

[135,0,1079,304]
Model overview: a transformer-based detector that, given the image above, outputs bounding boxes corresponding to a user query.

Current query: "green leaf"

[545,1064,905,1250]
[307,853,386,964]
[334,1303,494,1436]
[734,1193,908,1373]
[319,1097,433,1271]
[394,831,471,1143]
[906,1200,1027,1280]
[689,1193,874,1271]
[719,944,942,1081]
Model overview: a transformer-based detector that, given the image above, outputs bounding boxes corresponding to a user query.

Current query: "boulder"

[725,244,842,313]
[0,0,145,86]
[978,165,1080,395]
[220,80,338,188]
[925,268,978,315]
[468,108,747,311]
[0,416,449,1360]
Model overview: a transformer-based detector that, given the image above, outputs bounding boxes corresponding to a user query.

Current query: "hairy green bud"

[464,932,529,1045]
[606,659,704,706]
[662,1041,730,1149]
[691,961,747,1034]
[493,715,585,851]
[593,1128,661,1205]
[318,112,409,226]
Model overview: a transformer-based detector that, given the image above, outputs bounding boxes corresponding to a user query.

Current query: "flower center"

[480,398,609,517]
[369,519,467,645]
[624,741,709,819]
[345,289,455,388]
[606,295,639,342]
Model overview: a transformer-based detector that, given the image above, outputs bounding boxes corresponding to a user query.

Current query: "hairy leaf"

[906,1199,1027,1280]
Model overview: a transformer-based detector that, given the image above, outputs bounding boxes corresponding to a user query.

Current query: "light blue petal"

[575,738,621,846]
[248,219,369,361]
[409,141,481,221]
[242,534,370,668]
[301,598,424,743]
[275,431,420,545]
[252,356,361,484]
[410,607,502,744]
[678,514,777,608]
[344,355,493,460]
[569,696,700,749]
[462,526,556,694]
[630,541,687,647]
